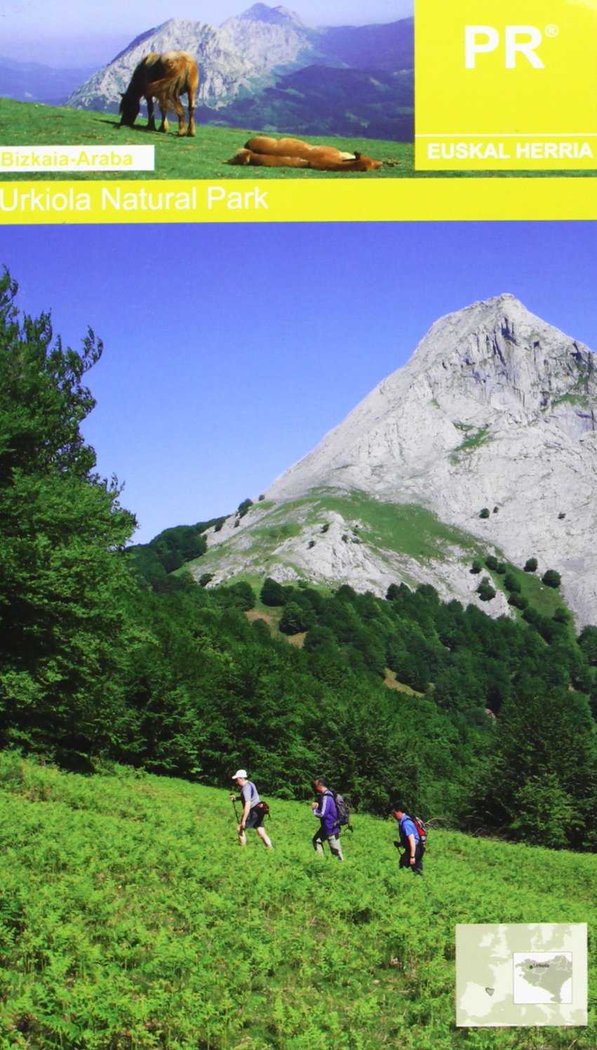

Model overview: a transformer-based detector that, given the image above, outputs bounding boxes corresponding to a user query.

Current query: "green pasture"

[0,98,410,181]
[0,754,594,1049]
[2,98,595,182]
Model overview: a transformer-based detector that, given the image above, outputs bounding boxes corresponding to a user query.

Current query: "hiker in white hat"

[230,770,273,849]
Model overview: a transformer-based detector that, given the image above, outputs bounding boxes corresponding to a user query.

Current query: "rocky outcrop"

[198,495,513,617]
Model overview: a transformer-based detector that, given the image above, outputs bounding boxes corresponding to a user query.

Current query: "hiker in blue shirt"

[311,777,344,861]
[391,802,424,875]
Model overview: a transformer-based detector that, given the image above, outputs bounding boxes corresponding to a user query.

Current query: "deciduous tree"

[0,272,136,757]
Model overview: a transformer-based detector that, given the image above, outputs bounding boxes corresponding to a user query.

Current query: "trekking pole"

[231,798,240,824]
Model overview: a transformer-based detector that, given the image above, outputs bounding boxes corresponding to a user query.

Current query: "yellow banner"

[416,0,597,171]
[1,178,597,224]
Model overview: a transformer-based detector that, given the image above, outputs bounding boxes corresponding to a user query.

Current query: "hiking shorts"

[245,806,265,830]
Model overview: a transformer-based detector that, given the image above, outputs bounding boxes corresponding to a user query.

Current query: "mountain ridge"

[64,4,413,139]
[0,56,96,104]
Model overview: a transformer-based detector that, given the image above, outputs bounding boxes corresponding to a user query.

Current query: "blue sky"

[0,2,413,66]
[0,220,595,544]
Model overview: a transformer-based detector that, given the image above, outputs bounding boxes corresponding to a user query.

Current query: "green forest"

[0,270,596,852]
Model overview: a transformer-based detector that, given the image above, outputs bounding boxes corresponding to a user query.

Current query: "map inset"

[513,952,572,1005]
[456,924,587,1027]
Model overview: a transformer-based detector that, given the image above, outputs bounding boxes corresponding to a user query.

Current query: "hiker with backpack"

[391,802,425,876]
[230,769,273,849]
[311,777,345,861]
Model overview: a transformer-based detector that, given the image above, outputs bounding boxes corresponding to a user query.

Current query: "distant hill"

[319,19,414,72]
[214,65,413,139]
[0,56,95,104]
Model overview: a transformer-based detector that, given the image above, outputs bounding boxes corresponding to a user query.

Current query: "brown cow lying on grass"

[227,135,382,172]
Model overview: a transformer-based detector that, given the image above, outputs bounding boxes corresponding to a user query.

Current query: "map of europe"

[456,924,587,1027]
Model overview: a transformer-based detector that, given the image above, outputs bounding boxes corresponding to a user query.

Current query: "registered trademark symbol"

[545,24,559,37]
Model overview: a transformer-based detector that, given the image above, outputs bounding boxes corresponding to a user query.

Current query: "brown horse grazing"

[119,51,198,136]
[227,146,382,172]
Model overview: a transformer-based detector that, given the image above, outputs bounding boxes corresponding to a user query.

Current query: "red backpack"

[412,815,428,845]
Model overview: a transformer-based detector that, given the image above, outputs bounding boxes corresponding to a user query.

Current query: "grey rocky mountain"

[66,4,413,138]
[196,295,597,626]
[67,18,258,113]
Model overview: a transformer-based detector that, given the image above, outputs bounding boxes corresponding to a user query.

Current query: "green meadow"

[0,99,409,181]
[2,98,595,182]
[0,754,594,1049]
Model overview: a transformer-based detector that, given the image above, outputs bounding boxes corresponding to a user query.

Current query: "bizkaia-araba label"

[415,0,597,171]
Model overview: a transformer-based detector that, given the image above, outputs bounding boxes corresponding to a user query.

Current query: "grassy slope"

[2,98,595,181]
[315,491,478,561]
[491,563,566,620]
[191,491,576,623]
[193,493,479,572]
[0,98,409,181]
[0,756,594,1050]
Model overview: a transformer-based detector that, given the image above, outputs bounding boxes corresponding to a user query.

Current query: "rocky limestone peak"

[409,293,568,373]
[235,3,305,27]
[263,295,597,624]
[400,293,595,414]
[219,4,318,77]
[269,294,596,498]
